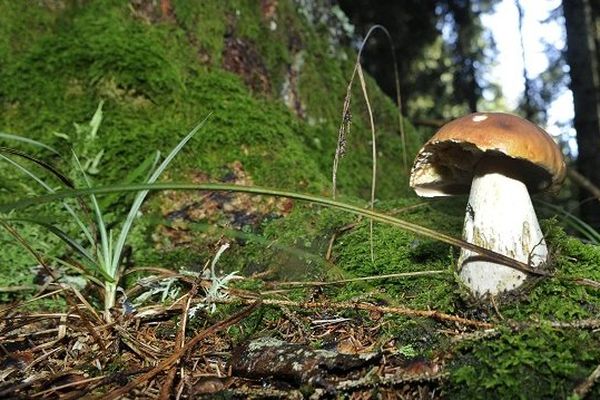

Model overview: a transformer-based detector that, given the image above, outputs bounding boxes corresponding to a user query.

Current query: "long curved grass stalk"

[332,24,408,200]
[0,153,95,245]
[334,24,407,263]
[0,147,74,187]
[0,182,547,276]
[357,24,407,171]
[356,64,377,264]
[0,132,60,155]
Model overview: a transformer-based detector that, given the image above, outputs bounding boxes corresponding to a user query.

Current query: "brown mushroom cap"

[410,112,566,197]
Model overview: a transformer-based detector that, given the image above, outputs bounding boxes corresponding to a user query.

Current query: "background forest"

[0,0,599,399]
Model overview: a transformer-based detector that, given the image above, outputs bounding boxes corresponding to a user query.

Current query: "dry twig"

[573,363,600,399]
[209,297,493,329]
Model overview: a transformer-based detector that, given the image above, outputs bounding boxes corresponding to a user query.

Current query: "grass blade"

[0,182,546,276]
[72,151,111,270]
[0,153,94,245]
[5,217,95,264]
[536,200,600,244]
[0,147,73,187]
[0,132,60,155]
[110,115,211,271]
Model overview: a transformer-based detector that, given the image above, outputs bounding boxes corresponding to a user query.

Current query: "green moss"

[1,0,420,201]
[171,0,228,65]
[450,326,600,399]
[499,220,600,320]
[327,199,461,308]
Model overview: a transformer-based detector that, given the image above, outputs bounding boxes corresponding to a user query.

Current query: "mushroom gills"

[458,158,547,297]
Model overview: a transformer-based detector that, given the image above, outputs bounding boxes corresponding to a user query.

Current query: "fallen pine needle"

[98,300,260,400]
[272,270,448,287]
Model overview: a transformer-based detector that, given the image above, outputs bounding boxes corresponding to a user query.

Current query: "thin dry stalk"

[332,25,406,198]
[573,363,600,398]
[573,278,600,289]
[210,297,493,329]
[0,221,106,350]
[0,288,66,316]
[325,222,357,260]
[25,347,62,372]
[68,284,103,323]
[332,24,406,263]
[271,270,447,287]
[356,64,377,264]
[542,319,600,329]
[159,278,199,400]
[31,375,105,398]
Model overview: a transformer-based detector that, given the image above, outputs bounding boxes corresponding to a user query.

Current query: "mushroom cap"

[410,112,566,197]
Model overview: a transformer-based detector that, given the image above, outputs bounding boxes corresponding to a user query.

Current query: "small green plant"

[1,105,210,320]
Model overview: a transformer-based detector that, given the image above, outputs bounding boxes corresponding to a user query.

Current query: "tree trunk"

[563,0,600,228]
[448,0,481,113]
[516,0,535,120]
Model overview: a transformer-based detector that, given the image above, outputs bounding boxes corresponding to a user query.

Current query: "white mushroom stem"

[458,157,547,297]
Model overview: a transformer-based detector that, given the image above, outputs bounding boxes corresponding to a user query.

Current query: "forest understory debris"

[1,272,599,399]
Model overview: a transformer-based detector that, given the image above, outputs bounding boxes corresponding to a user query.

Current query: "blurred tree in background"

[563,0,600,229]
[340,0,600,230]
[338,0,501,121]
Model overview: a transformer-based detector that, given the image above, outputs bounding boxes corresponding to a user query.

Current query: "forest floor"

[1,291,452,399]
[2,212,600,399]
[1,2,600,399]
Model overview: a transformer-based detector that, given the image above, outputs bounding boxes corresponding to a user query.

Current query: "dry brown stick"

[60,368,153,400]
[211,297,493,329]
[159,364,178,400]
[159,279,200,400]
[271,270,447,288]
[573,364,600,398]
[99,300,261,400]
[573,278,600,290]
[542,319,600,329]
[568,168,600,202]
[31,375,106,398]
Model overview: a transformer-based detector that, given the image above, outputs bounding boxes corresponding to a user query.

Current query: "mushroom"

[410,112,566,297]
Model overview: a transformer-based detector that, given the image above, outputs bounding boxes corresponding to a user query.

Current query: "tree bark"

[448,0,481,113]
[563,0,600,228]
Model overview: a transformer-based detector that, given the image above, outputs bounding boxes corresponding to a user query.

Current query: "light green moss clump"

[450,326,600,399]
